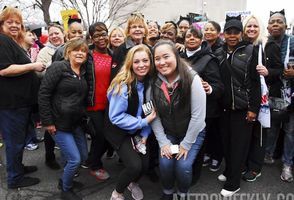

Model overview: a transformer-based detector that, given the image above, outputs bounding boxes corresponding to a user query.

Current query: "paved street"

[0,133,293,200]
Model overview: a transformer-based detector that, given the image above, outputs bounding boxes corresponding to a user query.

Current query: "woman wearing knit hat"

[216,15,261,197]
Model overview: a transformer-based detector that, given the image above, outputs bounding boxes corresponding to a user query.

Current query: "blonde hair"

[125,13,148,43]
[243,15,267,46]
[64,38,88,60]
[108,44,152,95]
[161,22,178,36]
[0,6,25,43]
[109,27,126,49]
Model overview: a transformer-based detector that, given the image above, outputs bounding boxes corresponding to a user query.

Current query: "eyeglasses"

[92,32,108,39]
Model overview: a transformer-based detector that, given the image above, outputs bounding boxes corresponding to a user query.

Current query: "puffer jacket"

[38,60,88,132]
[218,41,261,113]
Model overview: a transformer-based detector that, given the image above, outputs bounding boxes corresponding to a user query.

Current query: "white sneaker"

[24,143,39,151]
[127,182,143,200]
[280,164,293,182]
[220,188,240,197]
[110,190,125,200]
[218,174,227,182]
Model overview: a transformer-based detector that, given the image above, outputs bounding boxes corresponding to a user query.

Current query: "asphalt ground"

[0,133,293,200]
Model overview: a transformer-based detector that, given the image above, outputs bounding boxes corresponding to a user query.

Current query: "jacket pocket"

[233,86,249,110]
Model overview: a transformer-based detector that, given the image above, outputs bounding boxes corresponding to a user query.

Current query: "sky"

[247,0,294,27]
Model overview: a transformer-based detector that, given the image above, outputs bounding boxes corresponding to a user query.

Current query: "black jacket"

[39,60,88,131]
[180,41,224,118]
[218,41,261,114]
[85,49,113,107]
[265,41,284,98]
[52,46,113,107]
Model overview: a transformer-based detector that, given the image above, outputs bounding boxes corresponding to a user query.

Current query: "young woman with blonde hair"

[105,44,156,200]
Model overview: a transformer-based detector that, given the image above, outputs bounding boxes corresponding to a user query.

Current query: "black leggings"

[115,137,149,193]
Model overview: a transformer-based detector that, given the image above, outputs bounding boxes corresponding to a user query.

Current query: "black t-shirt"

[0,33,39,109]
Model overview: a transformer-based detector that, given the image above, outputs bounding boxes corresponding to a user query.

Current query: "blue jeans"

[266,112,294,166]
[159,129,205,194]
[53,127,88,191]
[0,107,32,186]
[283,113,294,166]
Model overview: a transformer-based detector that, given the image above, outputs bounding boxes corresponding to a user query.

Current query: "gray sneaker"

[280,164,293,182]
[127,182,143,200]
[264,154,275,164]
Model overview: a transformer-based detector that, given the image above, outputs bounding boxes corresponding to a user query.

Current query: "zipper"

[90,55,95,106]
[231,77,235,110]
[230,45,246,110]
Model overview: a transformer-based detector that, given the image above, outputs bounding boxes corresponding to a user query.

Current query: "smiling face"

[147,21,159,39]
[132,50,151,81]
[129,22,145,43]
[184,29,202,51]
[92,29,108,51]
[48,26,64,47]
[204,22,219,43]
[244,18,260,42]
[68,47,88,66]
[154,44,177,81]
[110,29,125,48]
[1,15,22,39]
[68,22,83,40]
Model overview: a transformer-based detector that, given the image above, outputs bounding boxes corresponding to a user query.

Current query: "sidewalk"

[0,141,293,200]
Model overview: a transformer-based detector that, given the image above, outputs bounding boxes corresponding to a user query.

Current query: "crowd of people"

[0,5,293,200]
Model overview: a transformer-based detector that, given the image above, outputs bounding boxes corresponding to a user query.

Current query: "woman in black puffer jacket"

[39,39,89,200]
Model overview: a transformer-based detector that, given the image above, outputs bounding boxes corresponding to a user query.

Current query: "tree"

[34,0,53,25]
[59,0,150,28]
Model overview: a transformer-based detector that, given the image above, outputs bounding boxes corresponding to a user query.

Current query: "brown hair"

[0,6,25,43]
[64,38,89,60]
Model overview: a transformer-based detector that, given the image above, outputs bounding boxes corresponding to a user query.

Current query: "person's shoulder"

[48,60,69,71]
[0,33,16,46]
[0,33,11,41]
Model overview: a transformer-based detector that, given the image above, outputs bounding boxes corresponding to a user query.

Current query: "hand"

[46,125,56,135]
[175,43,185,52]
[256,65,268,76]
[175,145,188,160]
[33,62,46,72]
[141,137,147,145]
[283,68,294,78]
[146,109,156,123]
[201,80,211,94]
[160,145,172,159]
[246,111,256,122]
